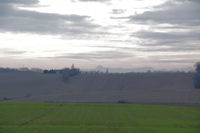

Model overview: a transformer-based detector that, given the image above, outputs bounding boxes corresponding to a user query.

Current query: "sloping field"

[0,72,200,104]
[0,102,200,133]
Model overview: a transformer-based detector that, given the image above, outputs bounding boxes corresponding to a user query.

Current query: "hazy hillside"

[0,72,62,100]
[0,71,200,104]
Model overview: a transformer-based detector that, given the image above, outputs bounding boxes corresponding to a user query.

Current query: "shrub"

[61,68,80,81]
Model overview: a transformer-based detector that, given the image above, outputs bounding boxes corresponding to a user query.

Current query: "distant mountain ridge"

[82,65,195,73]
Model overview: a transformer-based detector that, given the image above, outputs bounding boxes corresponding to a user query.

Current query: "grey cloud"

[149,54,200,60]
[111,9,126,14]
[129,0,200,53]
[137,45,200,52]
[115,44,200,53]
[135,53,200,67]
[133,31,200,44]
[148,54,200,64]
[0,0,39,5]
[155,59,198,64]
[0,48,26,55]
[0,3,101,37]
[78,0,110,2]
[129,1,200,26]
[51,51,133,60]
[176,0,200,2]
[132,30,200,52]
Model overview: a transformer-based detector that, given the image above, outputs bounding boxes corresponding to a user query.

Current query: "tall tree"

[194,62,200,89]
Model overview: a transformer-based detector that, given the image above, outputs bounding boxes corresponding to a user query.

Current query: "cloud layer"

[0,1,100,38]
[0,0,199,68]
[0,0,39,5]
[77,0,110,2]
[130,1,200,26]
[52,50,133,60]
[129,0,200,55]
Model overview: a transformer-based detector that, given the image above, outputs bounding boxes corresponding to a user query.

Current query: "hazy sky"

[0,0,199,69]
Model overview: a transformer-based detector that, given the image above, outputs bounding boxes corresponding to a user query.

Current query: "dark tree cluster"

[194,62,200,89]
[42,65,80,81]
[0,68,18,72]
[60,67,80,81]
[43,69,56,74]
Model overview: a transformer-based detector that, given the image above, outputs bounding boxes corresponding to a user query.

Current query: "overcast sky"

[0,0,199,69]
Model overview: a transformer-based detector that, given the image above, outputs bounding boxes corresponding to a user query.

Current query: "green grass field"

[0,102,200,133]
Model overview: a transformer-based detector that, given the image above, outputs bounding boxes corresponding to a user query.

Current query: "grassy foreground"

[0,102,200,133]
